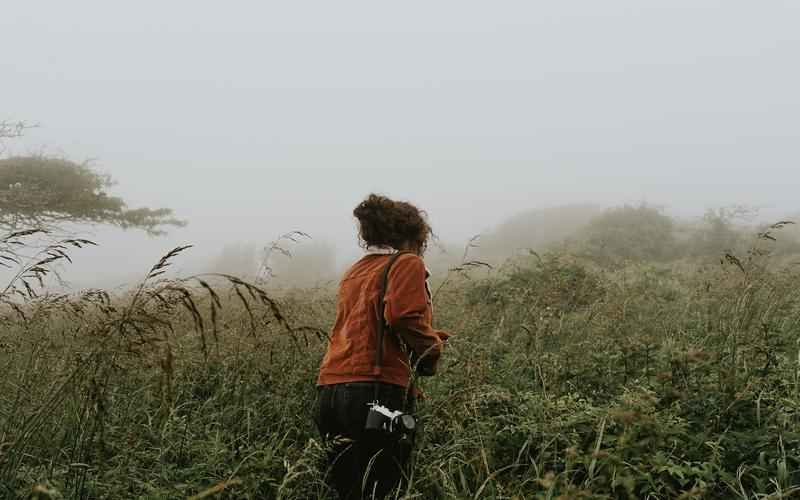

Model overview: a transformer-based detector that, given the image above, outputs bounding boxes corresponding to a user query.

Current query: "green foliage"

[456,205,799,273]
[752,220,800,258]
[685,208,749,258]
[474,204,603,265]
[578,204,678,265]
[3,227,800,498]
[468,253,605,315]
[0,156,185,235]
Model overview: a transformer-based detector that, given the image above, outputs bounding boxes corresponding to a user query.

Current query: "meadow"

[2,209,800,499]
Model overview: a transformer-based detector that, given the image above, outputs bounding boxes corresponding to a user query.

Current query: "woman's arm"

[383,255,450,375]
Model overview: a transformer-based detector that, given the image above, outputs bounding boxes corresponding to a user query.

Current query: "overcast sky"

[3,1,800,285]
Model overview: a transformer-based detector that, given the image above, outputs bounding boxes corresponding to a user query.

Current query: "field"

[2,223,800,499]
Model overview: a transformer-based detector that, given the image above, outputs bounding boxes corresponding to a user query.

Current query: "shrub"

[578,204,678,265]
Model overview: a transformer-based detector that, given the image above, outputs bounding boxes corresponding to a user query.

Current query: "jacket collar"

[365,245,398,256]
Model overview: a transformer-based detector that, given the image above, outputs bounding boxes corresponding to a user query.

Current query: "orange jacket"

[317,253,449,389]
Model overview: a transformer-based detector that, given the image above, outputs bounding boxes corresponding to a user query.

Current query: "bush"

[577,204,678,265]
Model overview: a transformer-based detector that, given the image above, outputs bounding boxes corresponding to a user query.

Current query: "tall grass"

[2,227,800,499]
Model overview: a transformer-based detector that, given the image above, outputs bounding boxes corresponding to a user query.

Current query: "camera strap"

[373,251,412,402]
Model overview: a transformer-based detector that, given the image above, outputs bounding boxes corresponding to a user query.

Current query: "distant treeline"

[437,203,800,271]
[207,204,800,287]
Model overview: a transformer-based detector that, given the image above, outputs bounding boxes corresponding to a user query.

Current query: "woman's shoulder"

[341,252,424,281]
[400,252,425,263]
[341,254,393,281]
[390,252,427,276]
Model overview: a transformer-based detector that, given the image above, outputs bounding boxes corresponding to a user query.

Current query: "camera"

[365,402,416,445]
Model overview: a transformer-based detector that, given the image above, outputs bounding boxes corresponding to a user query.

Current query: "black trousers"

[315,382,416,500]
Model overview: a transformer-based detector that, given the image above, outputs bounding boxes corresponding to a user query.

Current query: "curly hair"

[353,194,432,253]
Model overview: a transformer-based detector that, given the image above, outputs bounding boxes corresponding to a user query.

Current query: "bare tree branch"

[0,120,37,156]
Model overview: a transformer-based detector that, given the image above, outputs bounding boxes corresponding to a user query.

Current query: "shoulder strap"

[374,251,410,373]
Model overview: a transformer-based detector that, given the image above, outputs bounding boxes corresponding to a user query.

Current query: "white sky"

[2,1,800,285]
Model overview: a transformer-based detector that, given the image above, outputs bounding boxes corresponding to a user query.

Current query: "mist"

[3,1,800,288]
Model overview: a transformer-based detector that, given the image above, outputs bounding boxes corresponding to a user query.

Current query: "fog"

[3,1,800,287]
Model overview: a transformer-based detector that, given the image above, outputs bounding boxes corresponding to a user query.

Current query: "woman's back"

[318,252,445,389]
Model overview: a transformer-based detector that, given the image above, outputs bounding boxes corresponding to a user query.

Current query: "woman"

[315,194,450,500]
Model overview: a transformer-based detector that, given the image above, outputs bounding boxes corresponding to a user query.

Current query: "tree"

[473,204,603,265]
[209,241,259,277]
[0,120,34,156]
[0,121,29,140]
[580,204,678,264]
[0,155,185,235]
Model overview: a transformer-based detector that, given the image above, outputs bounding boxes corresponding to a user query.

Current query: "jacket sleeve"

[383,254,450,375]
